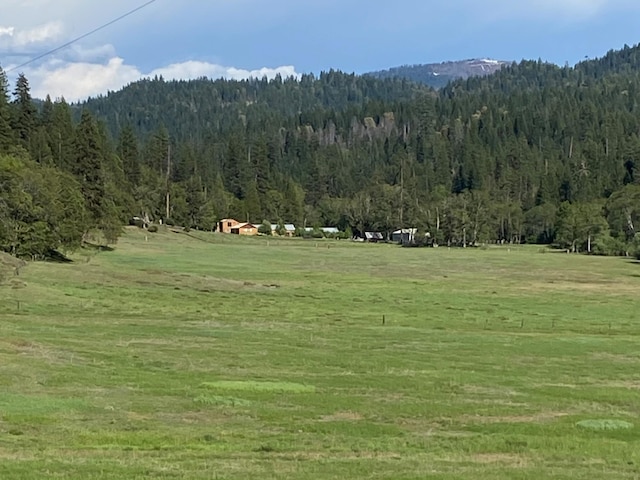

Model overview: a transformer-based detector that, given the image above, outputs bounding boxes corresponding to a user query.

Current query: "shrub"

[592,232,629,256]
[258,220,272,236]
[148,225,158,233]
[634,234,640,260]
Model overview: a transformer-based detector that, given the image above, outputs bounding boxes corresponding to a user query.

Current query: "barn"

[218,218,240,234]
[230,222,258,236]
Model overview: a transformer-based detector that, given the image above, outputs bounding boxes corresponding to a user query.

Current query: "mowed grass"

[1,227,640,479]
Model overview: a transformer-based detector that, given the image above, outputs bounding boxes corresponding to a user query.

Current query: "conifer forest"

[2,44,640,257]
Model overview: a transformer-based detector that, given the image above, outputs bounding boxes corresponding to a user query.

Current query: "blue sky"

[1,0,640,101]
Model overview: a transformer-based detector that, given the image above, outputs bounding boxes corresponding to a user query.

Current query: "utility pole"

[400,157,404,227]
[165,143,171,221]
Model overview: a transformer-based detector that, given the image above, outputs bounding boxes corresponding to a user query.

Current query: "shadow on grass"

[82,243,115,253]
[45,249,74,263]
[626,260,640,269]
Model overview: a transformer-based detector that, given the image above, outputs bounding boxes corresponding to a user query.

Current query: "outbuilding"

[218,218,240,234]
[364,232,384,242]
[392,228,417,244]
[231,222,258,236]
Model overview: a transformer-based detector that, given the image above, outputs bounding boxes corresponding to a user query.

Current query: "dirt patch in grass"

[461,398,530,407]
[595,380,640,390]
[3,338,79,364]
[536,382,578,389]
[470,453,529,466]
[523,279,638,296]
[0,449,38,461]
[123,270,281,294]
[194,394,252,407]
[590,352,640,363]
[461,411,569,424]
[271,451,404,461]
[201,380,315,393]
[461,385,521,397]
[320,411,364,422]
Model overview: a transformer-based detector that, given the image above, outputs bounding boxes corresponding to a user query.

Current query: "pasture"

[1,227,640,479]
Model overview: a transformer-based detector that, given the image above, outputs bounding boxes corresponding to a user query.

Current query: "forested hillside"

[2,43,640,258]
[368,59,508,89]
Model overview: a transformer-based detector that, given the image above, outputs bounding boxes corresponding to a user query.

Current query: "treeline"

[0,70,126,257]
[3,43,640,258]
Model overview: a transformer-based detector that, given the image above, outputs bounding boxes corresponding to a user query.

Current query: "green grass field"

[1,227,640,479]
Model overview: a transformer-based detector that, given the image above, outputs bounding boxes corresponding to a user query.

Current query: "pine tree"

[49,98,76,171]
[10,73,37,152]
[0,65,13,152]
[117,123,141,187]
[73,110,106,231]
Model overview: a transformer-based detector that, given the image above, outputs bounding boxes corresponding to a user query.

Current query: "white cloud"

[0,1,302,101]
[22,57,300,102]
[149,61,299,83]
[27,57,141,101]
[0,22,64,52]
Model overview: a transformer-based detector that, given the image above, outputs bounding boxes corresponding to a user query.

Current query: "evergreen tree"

[0,65,13,152]
[72,110,106,233]
[49,98,76,171]
[10,73,37,152]
[117,123,141,187]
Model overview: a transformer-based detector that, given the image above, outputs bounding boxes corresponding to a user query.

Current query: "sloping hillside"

[367,58,509,88]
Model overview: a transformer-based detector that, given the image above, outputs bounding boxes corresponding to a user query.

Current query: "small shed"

[270,222,296,236]
[364,232,384,242]
[231,222,258,236]
[219,218,240,234]
[392,228,417,244]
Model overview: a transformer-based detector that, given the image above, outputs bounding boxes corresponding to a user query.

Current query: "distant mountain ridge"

[367,58,510,88]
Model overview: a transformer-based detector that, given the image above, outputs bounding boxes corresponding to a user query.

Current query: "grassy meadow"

[1,227,640,479]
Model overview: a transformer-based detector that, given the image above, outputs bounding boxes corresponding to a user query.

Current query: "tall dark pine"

[40,95,54,127]
[49,98,76,171]
[223,134,246,198]
[144,125,170,174]
[251,135,272,197]
[73,110,105,228]
[11,73,37,151]
[117,123,141,187]
[0,65,13,152]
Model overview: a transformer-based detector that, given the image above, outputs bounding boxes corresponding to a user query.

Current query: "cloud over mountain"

[24,57,299,102]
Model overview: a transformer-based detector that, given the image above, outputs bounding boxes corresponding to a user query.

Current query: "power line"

[6,0,158,73]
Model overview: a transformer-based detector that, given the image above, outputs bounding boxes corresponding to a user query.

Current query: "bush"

[592,232,629,256]
[634,234,640,260]
[148,225,158,233]
[258,220,272,236]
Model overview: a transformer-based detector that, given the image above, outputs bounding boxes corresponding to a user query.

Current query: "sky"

[1,0,640,102]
